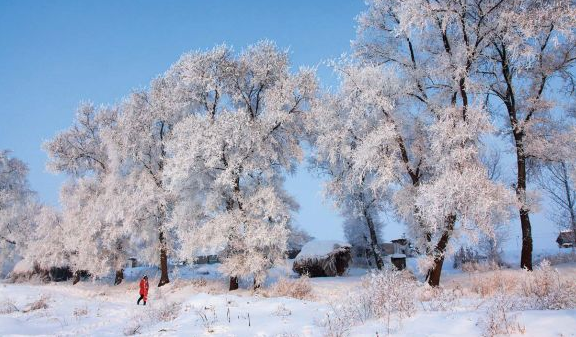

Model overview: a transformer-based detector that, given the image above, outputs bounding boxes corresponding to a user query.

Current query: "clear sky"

[0,0,562,251]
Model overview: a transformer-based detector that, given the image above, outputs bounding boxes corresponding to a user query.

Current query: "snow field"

[1,261,576,336]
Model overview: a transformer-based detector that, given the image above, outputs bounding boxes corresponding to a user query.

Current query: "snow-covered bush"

[23,294,49,312]
[521,260,576,310]
[273,303,292,317]
[271,275,312,300]
[477,292,525,337]
[0,298,19,314]
[316,307,353,337]
[318,267,417,336]
[123,321,142,336]
[154,301,182,322]
[73,306,88,319]
[417,285,461,312]
[363,269,416,333]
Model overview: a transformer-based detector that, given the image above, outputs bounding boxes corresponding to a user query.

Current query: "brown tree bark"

[158,230,170,287]
[426,215,456,287]
[229,276,239,291]
[364,209,384,270]
[114,269,124,285]
[515,130,533,271]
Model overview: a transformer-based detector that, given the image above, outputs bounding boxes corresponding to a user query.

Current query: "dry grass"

[270,275,313,300]
[23,294,49,313]
[469,270,521,298]
[0,298,19,314]
[534,252,576,266]
[461,261,504,273]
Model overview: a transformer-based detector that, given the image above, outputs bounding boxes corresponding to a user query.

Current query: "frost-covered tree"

[44,103,133,283]
[308,86,386,269]
[478,0,576,270]
[0,150,38,272]
[112,73,195,287]
[165,42,317,290]
[349,0,517,285]
[23,205,68,270]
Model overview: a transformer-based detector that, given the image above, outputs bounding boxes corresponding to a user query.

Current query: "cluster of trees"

[1,0,575,287]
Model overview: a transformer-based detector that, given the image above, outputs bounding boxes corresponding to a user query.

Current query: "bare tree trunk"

[229,276,239,291]
[515,137,533,271]
[114,269,124,285]
[158,231,170,287]
[426,215,455,287]
[364,208,384,270]
[72,271,81,285]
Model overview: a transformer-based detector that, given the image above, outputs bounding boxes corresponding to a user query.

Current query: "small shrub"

[453,246,484,269]
[273,303,292,317]
[363,268,416,334]
[191,278,207,287]
[23,294,49,312]
[73,306,88,319]
[155,301,182,322]
[521,260,576,310]
[123,322,142,336]
[316,308,353,337]
[478,292,525,337]
[418,285,460,311]
[0,298,19,314]
[272,275,312,300]
[317,267,417,336]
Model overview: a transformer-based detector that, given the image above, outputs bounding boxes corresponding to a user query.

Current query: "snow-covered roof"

[390,253,406,258]
[295,240,351,261]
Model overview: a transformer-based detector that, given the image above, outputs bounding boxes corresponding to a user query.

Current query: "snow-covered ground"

[1,259,576,337]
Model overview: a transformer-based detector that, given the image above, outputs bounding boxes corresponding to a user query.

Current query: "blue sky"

[0,0,562,250]
[0,0,367,241]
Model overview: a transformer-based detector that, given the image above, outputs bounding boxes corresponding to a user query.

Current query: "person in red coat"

[137,275,149,305]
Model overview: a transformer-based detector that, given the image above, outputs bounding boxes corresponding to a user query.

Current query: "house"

[556,229,576,248]
[126,257,138,268]
[194,255,220,264]
[391,238,415,257]
[380,242,395,255]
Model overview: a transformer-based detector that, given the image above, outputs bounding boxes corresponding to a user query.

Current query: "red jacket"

[139,278,149,296]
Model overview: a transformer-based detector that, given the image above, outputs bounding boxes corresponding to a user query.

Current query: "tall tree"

[165,42,317,290]
[353,0,520,285]
[308,85,386,270]
[480,0,576,270]
[114,75,191,287]
[44,103,131,283]
[312,62,512,286]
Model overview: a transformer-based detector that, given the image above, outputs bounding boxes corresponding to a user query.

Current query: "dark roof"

[391,238,409,245]
[556,230,576,245]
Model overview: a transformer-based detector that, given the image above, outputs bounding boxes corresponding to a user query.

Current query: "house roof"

[556,230,576,244]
